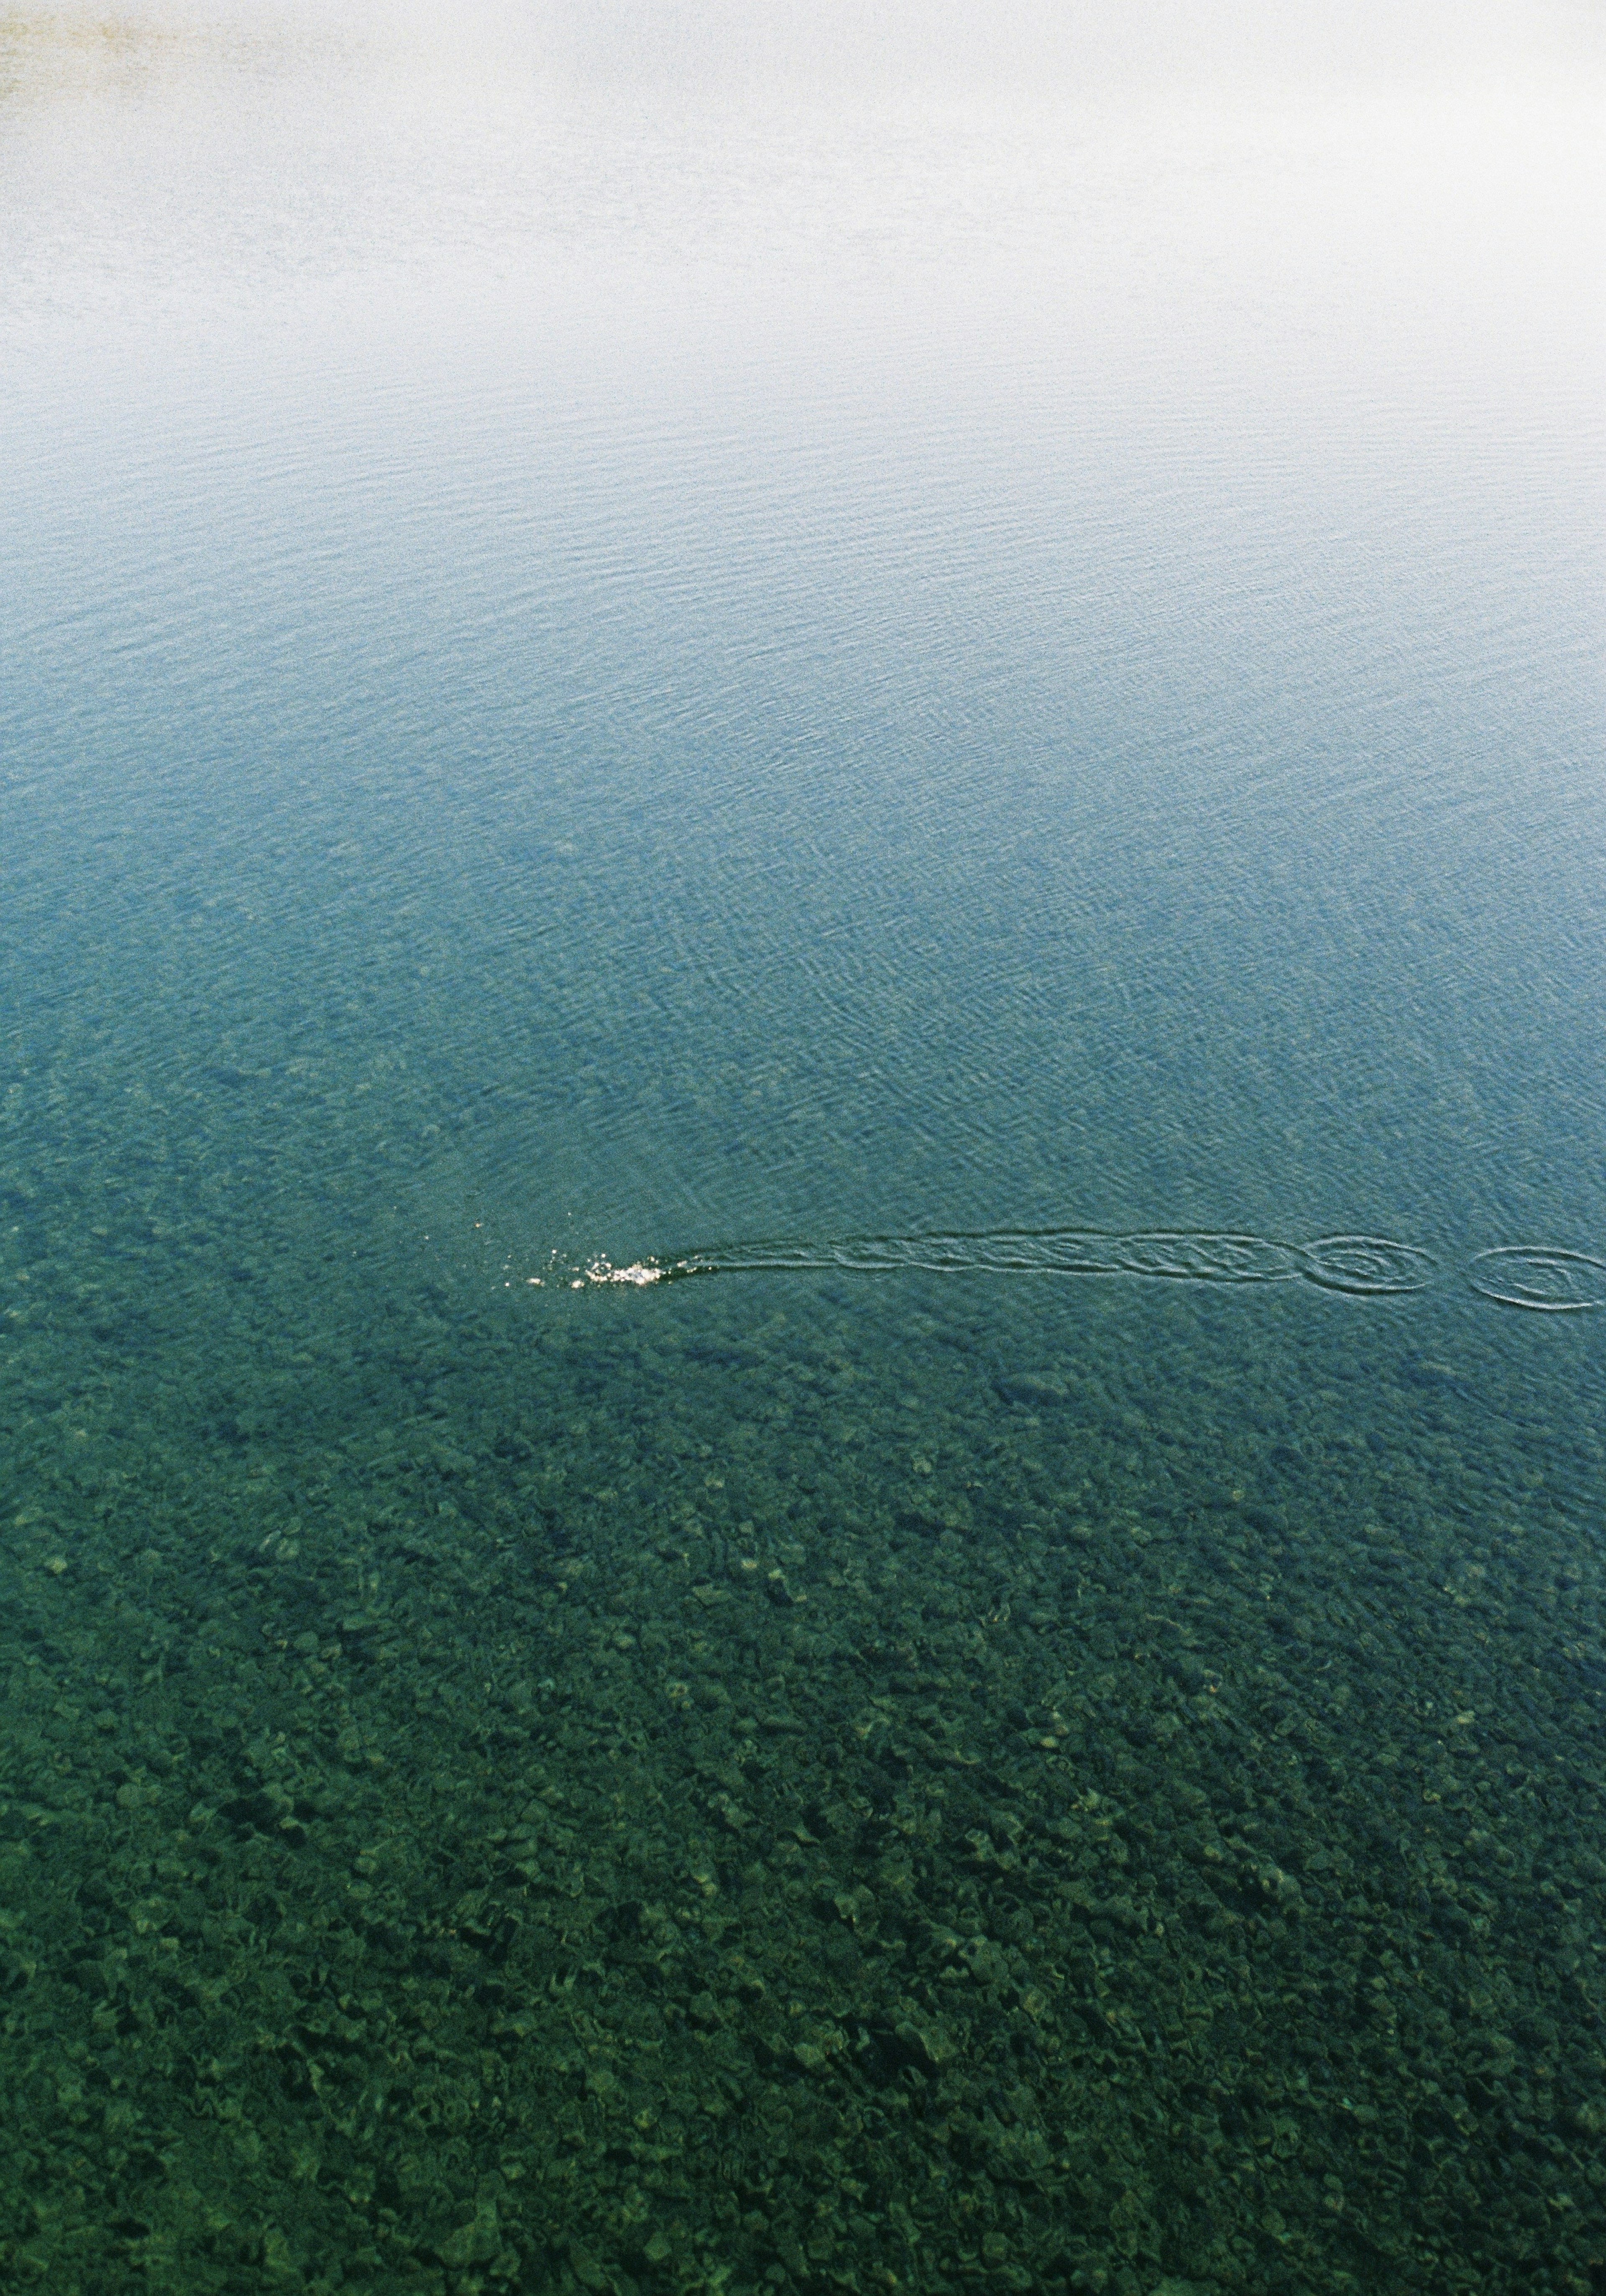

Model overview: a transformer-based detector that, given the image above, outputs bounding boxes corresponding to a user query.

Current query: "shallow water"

[3,8,1605,2292]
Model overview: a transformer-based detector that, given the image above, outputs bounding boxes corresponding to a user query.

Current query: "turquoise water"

[3,9,1605,2291]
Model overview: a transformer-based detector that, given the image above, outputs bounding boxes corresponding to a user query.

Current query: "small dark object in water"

[995,1372,1069,1409]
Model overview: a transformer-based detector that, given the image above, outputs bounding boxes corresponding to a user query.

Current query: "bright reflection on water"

[2,7,1604,2291]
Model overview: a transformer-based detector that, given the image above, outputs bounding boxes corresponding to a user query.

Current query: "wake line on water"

[537,1231,1606,1311]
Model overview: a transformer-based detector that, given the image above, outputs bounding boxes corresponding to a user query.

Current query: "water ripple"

[1297,1236,1440,1296]
[568,1225,1421,1295]
[1467,1247,1606,1313]
[564,1228,1603,1313]
[1112,1232,1304,1284]
[556,1231,1606,1322]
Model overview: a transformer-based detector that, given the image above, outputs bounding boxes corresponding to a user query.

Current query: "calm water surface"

[2,8,1604,2291]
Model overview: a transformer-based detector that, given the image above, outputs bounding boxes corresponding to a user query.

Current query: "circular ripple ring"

[1466,1246,1606,1313]
[1290,1235,1439,1295]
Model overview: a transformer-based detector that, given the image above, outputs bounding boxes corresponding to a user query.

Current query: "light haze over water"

[5,1,1602,1283]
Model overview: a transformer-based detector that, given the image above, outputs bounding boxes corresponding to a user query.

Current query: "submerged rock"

[995,1371,1069,1408]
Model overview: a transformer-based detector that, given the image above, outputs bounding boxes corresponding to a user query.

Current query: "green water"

[3,8,1605,2291]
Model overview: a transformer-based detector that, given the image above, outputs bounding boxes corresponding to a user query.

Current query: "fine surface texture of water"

[2,7,1603,2291]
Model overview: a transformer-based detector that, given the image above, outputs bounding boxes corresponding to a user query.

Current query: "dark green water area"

[3,1239,1604,2296]
[3,9,1606,2292]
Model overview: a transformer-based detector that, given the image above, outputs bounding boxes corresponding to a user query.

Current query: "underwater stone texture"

[2,1245,1603,2295]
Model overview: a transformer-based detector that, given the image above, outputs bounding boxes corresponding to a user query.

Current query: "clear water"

[3,9,1604,2291]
